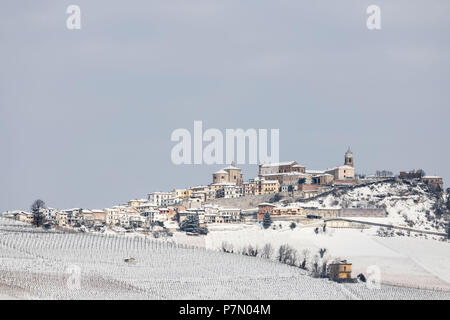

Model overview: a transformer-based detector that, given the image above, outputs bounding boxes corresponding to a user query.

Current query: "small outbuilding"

[328,260,352,282]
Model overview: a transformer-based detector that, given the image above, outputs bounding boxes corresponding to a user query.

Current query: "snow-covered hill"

[297,180,448,232]
[1,217,449,299]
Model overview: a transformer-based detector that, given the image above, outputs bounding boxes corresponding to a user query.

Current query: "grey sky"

[1,0,449,211]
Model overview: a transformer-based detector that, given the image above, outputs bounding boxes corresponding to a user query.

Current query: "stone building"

[212,163,243,186]
[421,176,444,192]
[258,161,305,176]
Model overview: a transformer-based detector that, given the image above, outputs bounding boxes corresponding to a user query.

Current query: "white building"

[178,208,206,225]
[162,197,183,207]
[135,202,159,213]
[217,208,241,223]
[105,207,119,226]
[148,192,173,207]
[325,165,355,180]
[214,182,243,199]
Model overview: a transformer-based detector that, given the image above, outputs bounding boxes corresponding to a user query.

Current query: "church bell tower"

[344,147,354,167]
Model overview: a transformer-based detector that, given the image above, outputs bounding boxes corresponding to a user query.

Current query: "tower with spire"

[344,147,354,167]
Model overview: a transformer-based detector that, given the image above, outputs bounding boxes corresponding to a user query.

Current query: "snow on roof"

[6,210,28,215]
[223,165,241,170]
[262,180,278,184]
[313,173,334,177]
[326,165,354,171]
[136,202,157,207]
[214,169,227,174]
[260,161,296,167]
[306,169,325,174]
[163,220,178,227]
[262,172,309,177]
[212,182,237,186]
[422,176,442,179]
[14,211,32,215]
[148,191,172,195]
[258,203,276,206]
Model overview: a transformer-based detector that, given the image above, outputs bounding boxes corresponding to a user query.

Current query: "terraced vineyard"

[0,217,448,300]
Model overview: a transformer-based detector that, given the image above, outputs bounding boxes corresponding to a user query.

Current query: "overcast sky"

[1,0,449,211]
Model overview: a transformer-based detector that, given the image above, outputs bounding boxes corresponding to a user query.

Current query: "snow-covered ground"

[1,217,449,299]
[297,181,447,232]
[202,222,450,291]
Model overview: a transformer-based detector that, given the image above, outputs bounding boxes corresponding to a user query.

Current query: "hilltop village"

[5,148,446,234]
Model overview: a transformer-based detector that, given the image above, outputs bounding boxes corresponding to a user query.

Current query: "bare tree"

[261,243,274,259]
[320,260,329,278]
[416,169,426,178]
[221,241,234,253]
[31,199,46,227]
[311,254,320,276]
[243,244,258,257]
[319,248,327,258]
[446,188,450,211]
[300,249,310,270]
[278,244,298,266]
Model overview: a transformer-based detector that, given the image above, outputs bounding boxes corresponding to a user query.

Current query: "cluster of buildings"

[8,148,445,231]
[11,195,243,230]
[256,203,386,221]
[7,148,359,230]
[213,148,357,198]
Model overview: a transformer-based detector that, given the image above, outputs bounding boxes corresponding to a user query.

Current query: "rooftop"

[326,165,354,171]
[223,165,241,171]
[260,161,296,167]
[214,169,228,174]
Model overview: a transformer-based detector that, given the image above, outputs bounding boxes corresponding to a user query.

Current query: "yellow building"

[127,199,148,208]
[328,261,352,282]
[273,205,303,215]
[259,179,280,195]
[55,212,69,226]
[325,165,354,180]
[17,212,33,223]
[174,189,192,199]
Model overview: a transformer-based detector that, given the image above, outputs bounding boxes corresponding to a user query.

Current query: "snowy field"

[198,222,450,291]
[1,218,449,299]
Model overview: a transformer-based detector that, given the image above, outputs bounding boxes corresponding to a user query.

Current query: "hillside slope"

[1,217,449,299]
[297,180,448,232]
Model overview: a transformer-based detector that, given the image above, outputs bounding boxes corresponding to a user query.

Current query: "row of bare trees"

[221,241,331,277]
